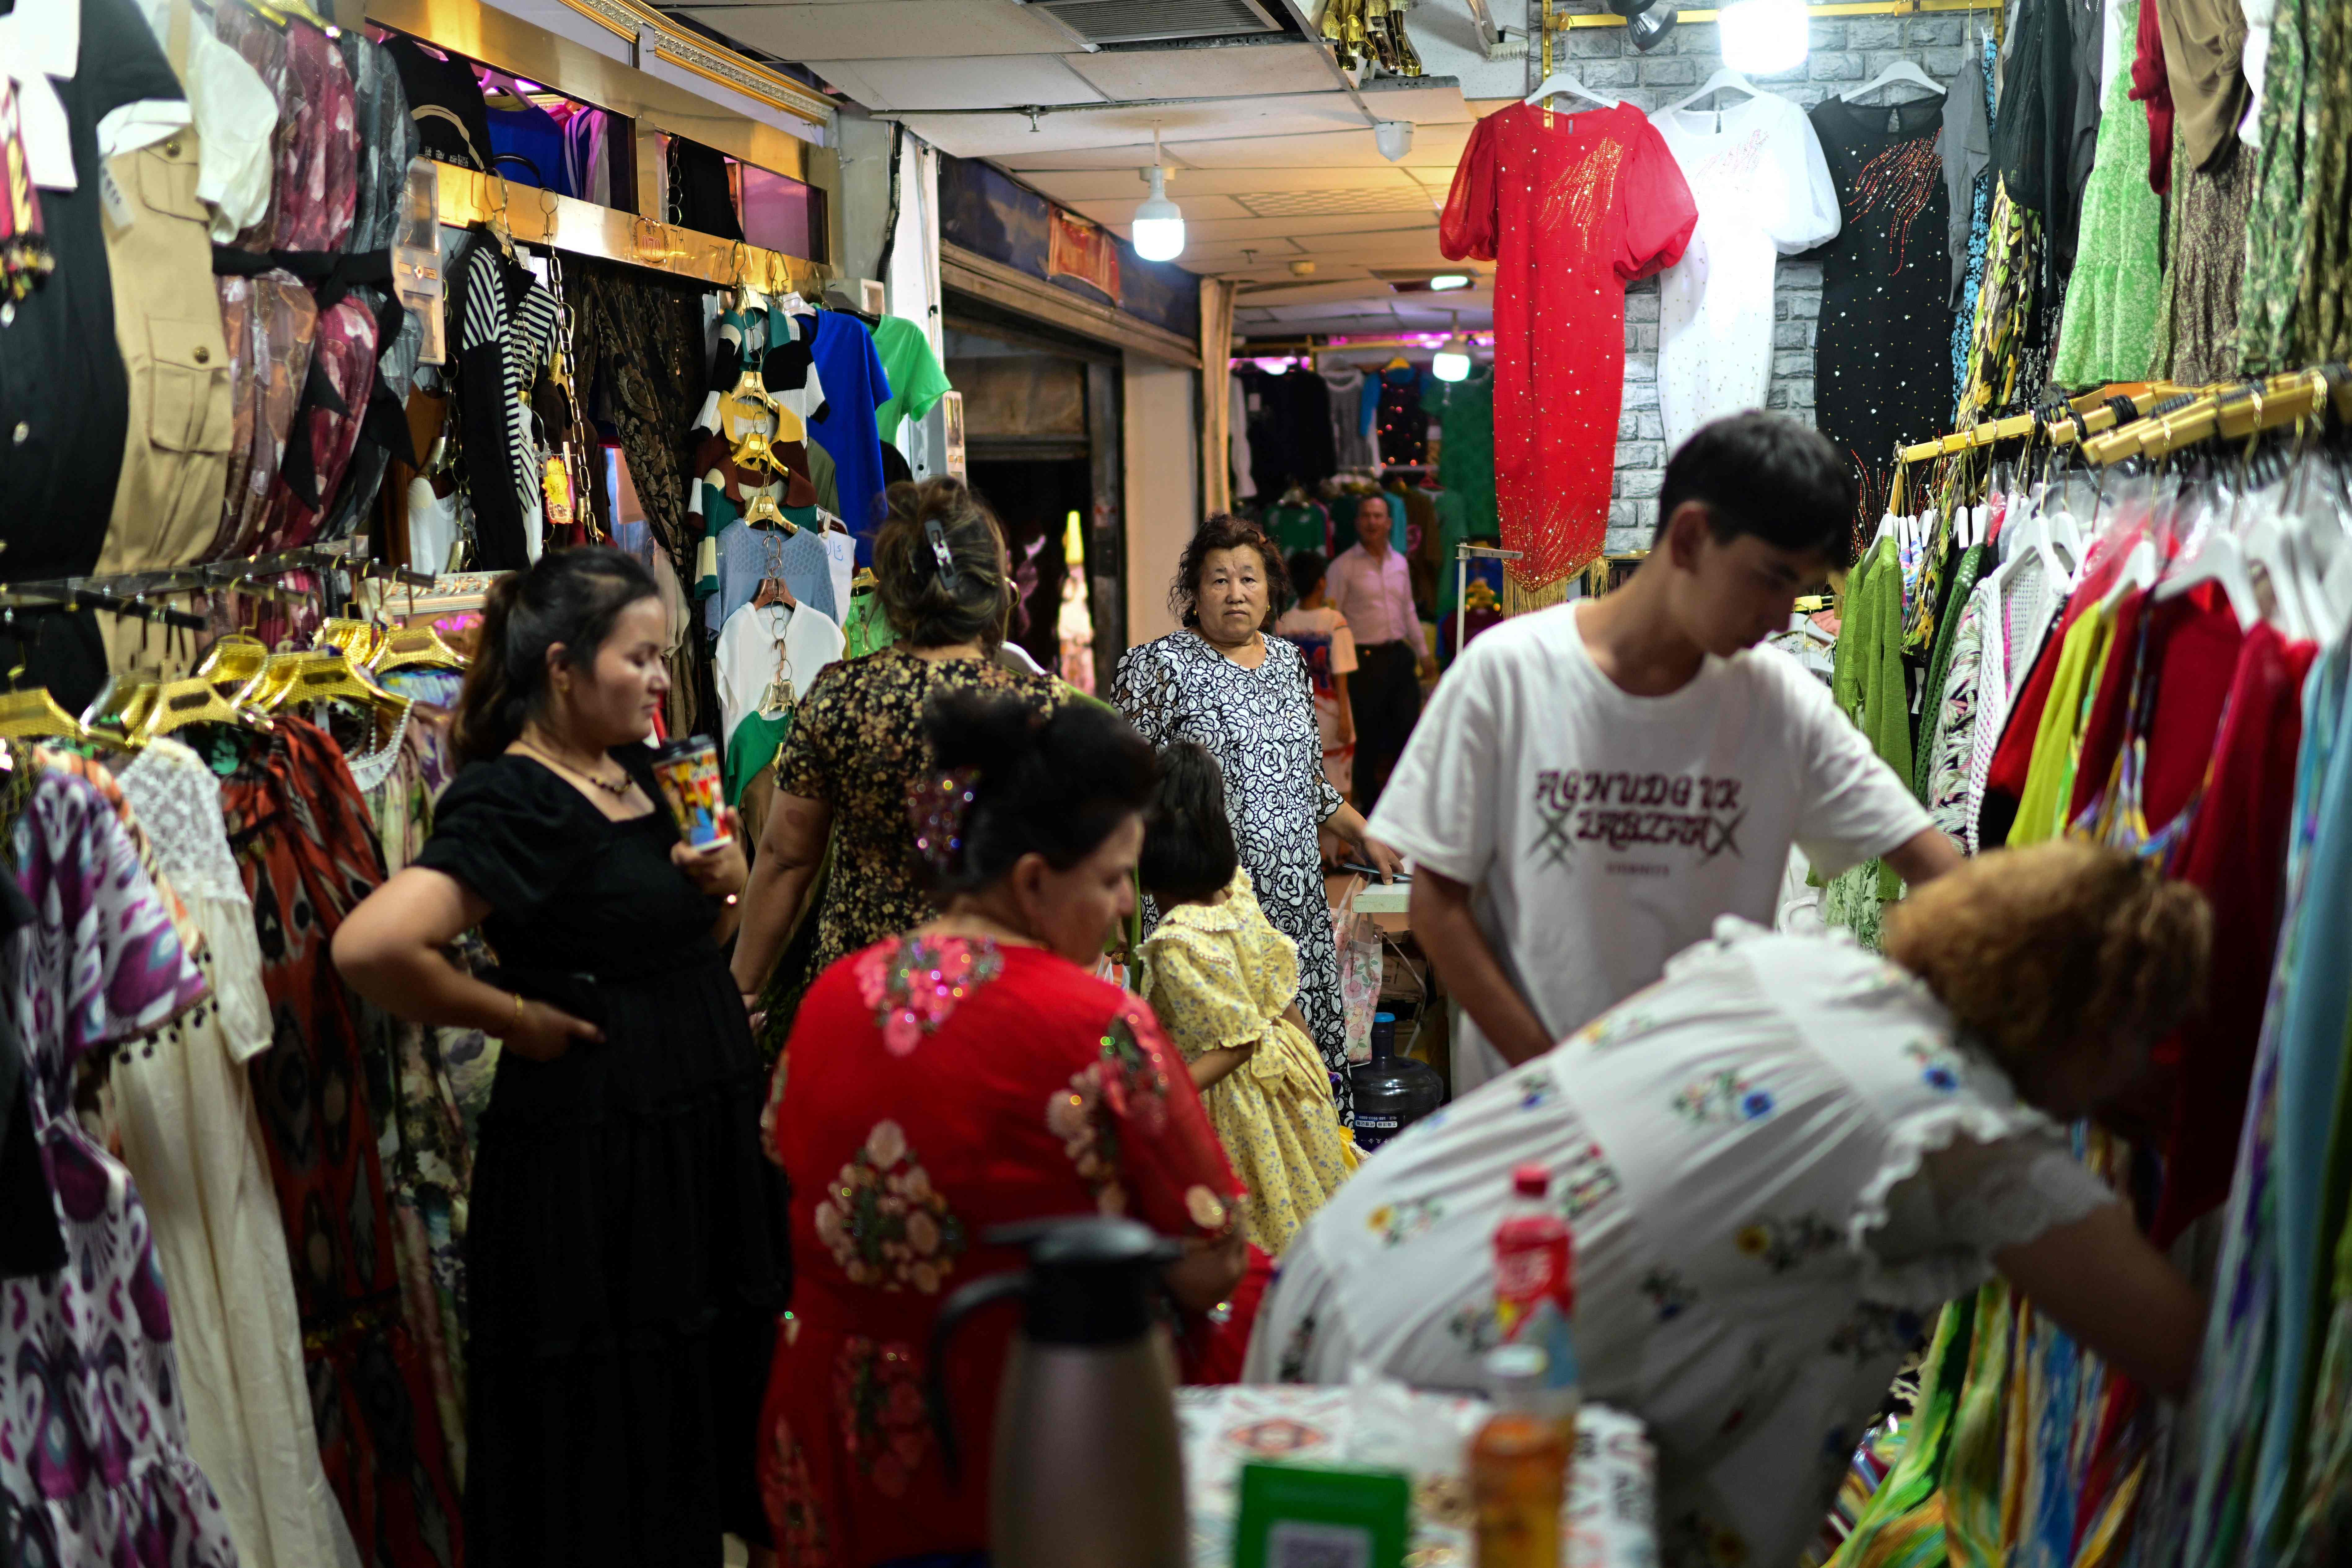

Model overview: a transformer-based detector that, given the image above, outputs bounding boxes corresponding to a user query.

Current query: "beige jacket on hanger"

[95,0,235,579]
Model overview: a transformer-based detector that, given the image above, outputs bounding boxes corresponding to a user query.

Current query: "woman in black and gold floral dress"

[731,478,1058,1034]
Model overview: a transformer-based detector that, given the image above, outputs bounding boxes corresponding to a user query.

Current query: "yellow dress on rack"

[2009,606,2119,845]
[1141,869,1358,1256]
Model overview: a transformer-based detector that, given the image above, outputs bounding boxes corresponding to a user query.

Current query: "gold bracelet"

[510,992,525,1031]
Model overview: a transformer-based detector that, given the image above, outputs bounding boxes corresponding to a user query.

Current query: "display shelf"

[431,162,831,296]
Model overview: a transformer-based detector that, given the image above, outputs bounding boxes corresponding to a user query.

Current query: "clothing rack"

[0,586,208,630]
[2,543,435,620]
[2080,365,2352,465]
[1243,336,1494,361]
[1895,384,2181,463]
[1455,542,1522,654]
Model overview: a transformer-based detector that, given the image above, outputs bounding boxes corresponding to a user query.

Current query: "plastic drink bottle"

[1492,1162,1582,1444]
[1470,1343,1567,1568]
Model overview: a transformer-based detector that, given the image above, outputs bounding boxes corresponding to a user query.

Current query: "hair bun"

[924,689,1044,779]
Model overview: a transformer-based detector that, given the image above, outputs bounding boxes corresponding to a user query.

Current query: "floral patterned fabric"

[2153,138,2258,384]
[2240,0,2352,370]
[1140,867,1357,1256]
[210,272,319,560]
[2053,0,2162,384]
[1246,918,2117,1568]
[1,760,235,1568]
[358,708,485,1490]
[766,646,1058,1039]
[1923,581,1991,839]
[219,718,465,1566]
[760,936,1241,1567]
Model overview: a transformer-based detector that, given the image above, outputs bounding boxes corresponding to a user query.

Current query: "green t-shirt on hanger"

[1264,503,1328,557]
[871,316,953,446]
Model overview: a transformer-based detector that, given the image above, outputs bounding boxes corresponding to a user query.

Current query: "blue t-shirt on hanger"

[809,311,892,564]
[485,99,575,198]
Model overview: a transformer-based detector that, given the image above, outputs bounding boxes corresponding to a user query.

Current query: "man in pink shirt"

[1324,493,1434,811]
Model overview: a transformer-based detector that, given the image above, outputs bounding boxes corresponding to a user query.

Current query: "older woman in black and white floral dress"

[1115,514,1402,1124]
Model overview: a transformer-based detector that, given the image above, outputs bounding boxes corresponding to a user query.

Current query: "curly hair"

[872,478,1012,650]
[1168,513,1286,630]
[1883,841,2212,1079]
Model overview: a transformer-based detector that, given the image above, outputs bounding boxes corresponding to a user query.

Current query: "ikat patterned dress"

[0,760,234,1568]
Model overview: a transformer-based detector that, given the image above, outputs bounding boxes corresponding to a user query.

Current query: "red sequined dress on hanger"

[1440,101,1696,597]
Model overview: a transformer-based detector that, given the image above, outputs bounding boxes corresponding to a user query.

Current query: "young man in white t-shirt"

[1368,412,1962,1094]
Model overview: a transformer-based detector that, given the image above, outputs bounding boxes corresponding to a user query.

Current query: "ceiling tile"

[798,52,1101,110]
[673,1,1074,61]
[1171,213,1440,242]
[1232,186,1437,218]
[1021,163,1426,200]
[892,90,1369,159]
[990,139,1167,170]
[1059,40,1335,100]
[1061,192,1257,224]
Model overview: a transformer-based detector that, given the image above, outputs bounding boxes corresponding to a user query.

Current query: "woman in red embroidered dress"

[757,692,1247,1567]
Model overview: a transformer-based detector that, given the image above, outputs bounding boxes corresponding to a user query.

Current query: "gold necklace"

[519,740,634,798]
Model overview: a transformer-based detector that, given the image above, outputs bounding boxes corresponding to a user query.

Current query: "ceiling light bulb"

[1133,165,1185,262]
[1432,334,1472,382]
[1374,120,1413,161]
[1429,273,1471,292]
[1717,0,1808,74]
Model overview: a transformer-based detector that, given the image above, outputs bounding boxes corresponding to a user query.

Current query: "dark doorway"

[969,456,1091,678]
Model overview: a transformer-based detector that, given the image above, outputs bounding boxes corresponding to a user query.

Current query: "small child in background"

[1139,743,1355,1256]
[1273,551,1358,799]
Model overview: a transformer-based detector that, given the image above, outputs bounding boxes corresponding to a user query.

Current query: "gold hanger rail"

[2080,367,2352,466]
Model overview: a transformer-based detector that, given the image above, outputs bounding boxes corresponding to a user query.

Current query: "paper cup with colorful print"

[652,737,732,848]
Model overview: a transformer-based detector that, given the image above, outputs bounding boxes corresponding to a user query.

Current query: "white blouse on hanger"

[714,598,845,746]
[1651,93,1841,452]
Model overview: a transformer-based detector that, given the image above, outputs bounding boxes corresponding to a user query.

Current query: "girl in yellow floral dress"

[1140,743,1357,1255]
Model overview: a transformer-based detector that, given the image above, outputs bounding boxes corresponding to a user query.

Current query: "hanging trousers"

[1351,639,1422,815]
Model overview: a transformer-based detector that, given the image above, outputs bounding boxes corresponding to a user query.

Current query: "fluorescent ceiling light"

[1429,274,1471,292]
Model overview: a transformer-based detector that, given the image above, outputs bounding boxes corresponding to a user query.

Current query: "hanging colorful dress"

[0,758,236,1568]
[1438,100,1696,600]
[218,717,465,1566]
[115,738,363,1568]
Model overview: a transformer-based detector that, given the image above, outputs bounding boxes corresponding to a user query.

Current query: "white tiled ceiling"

[661,0,1506,328]
[672,1,1078,60]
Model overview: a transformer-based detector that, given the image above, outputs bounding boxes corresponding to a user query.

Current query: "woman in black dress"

[334,548,790,1568]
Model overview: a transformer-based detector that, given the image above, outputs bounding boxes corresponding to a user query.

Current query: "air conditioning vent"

[1019,0,1284,47]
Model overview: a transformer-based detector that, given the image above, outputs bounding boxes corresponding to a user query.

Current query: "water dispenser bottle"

[1349,1010,1445,1153]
